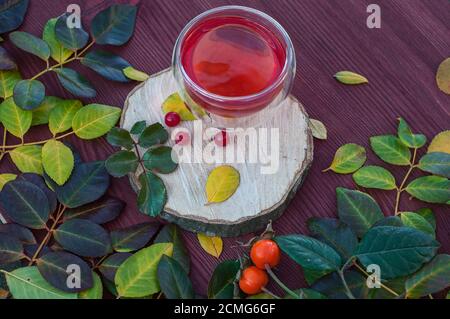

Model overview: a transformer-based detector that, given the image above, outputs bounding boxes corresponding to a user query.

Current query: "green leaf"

[81,50,131,82]
[143,146,178,174]
[17,173,57,213]
[0,97,32,138]
[0,46,16,70]
[400,212,435,238]
[13,79,45,110]
[397,118,426,148]
[9,31,50,61]
[72,104,121,139]
[307,217,358,261]
[352,165,396,190]
[53,68,96,98]
[312,270,369,299]
[418,152,450,178]
[63,197,124,224]
[130,120,146,135]
[406,254,450,298]
[0,233,23,264]
[405,176,450,204]
[137,172,167,217]
[36,251,93,292]
[138,123,168,148]
[79,272,103,299]
[106,127,134,150]
[207,260,240,299]
[334,71,368,85]
[99,252,132,282]
[0,0,29,34]
[42,140,74,185]
[157,255,194,299]
[42,18,73,63]
[154,224,190,273]
[115,243,173,298]
[275,235,341,272]
[55,13,89,50]
[54,219,112,257]
[49,161,110,208]
[370,135,411,166]
[31,96,63,126]
[10,145,43,175]
[0,180,50,229]
[91,4,137,46]
[0,70,21,99]
[123,66,149,82]
[324,143,366,174]
[336,187,384,237]
[309,118,327,140]
[0,223,36,244]
[48,99,82,135]
[303,268,329,289]
[356,226,439,279]
[3,266,77,299]
[111,222,159,253]
[415,208,436,230]
[0,173,17,191]
[373,216,403,228]
[105,150,138,177]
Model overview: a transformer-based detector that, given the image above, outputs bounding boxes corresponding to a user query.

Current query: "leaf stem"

[92,254,109,269]
[394,148,417,215]
[29,40,95,81]
[352,262,399,297]
[261,287,281,299]
[134,142,146,173]
[28,205,67,265]
[2,131,74,150]
[264,264,300,299]
[338,258,356,299]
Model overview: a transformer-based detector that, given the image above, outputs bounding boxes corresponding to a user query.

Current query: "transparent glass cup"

[172,5,296,128]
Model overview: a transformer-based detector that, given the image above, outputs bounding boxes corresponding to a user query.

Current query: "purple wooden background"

[1,0,449,295]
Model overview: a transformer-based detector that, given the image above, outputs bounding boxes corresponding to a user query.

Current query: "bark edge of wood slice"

[121,68,314,237]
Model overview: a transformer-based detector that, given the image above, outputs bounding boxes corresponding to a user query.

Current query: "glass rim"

[173,5,295,103]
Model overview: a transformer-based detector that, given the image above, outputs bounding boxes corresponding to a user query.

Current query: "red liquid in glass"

[181,16,286,117]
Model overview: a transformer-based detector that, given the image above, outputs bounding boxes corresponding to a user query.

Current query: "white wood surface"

[121,68,313,236]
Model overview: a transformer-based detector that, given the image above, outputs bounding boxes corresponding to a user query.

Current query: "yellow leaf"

[197,233,223,258]
[205,165,240,204]
[0,174,17,191]
[162,93,196,121]
[9,145,43,175]
[310,118,327,140]
[428,130,450,154]
[123,66,149,82]
[436,57,450,95]
[334,71,368,85]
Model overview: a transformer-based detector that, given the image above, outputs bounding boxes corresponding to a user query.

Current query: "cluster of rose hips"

[239,239,281,295]
[164,111,228,147]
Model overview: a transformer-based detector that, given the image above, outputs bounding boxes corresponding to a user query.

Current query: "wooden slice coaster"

[121,68,313,237]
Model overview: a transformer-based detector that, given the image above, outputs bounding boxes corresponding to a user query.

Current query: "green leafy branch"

[0,4,151,188]
[209,120,449,300]
[105,121,178,217]
[0,140,193,299]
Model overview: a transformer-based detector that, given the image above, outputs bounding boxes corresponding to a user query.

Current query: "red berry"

[174,131,190,145]
[214,130,228,147]
[165,112,181,127]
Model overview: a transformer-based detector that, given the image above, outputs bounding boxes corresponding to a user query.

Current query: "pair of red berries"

[239,239,281,295]
[165,112,228,147]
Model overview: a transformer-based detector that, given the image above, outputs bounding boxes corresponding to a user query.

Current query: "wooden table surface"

[1,0,449,295]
